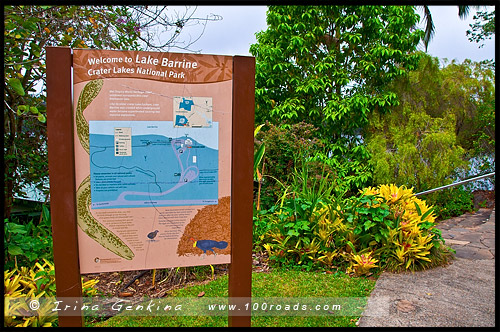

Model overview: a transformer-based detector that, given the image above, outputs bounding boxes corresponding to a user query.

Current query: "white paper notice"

[114,127,132,156]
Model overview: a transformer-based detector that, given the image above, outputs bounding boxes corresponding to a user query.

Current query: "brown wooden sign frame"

[46,47,254,327]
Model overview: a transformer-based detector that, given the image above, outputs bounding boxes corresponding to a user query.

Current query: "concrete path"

[359,208,495,327]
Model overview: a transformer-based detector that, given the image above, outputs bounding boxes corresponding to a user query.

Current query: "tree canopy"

[250,5,423,193]
[365,53,495,196]
[467,9,495,48]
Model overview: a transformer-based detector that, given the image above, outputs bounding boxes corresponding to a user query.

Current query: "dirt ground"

[472,190,495,209]
[84,250,269,299]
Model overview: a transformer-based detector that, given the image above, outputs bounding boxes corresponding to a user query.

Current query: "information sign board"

[72,49,233,273]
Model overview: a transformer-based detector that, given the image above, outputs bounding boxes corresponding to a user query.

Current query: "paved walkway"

[359,208,495,327]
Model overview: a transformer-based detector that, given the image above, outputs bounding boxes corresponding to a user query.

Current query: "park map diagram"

[89,117,218,210]
[174,96,213,128]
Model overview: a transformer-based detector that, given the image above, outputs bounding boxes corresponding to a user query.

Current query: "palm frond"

[420,6,435,52]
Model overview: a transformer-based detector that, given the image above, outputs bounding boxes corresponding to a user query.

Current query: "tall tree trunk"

[4,99,21,219]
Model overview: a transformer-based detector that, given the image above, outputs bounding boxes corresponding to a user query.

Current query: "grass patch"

[90,269,376,327]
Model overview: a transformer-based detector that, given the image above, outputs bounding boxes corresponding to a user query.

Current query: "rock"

[444,239,470,246]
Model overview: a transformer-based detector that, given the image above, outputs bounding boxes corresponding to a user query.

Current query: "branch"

[4,99,17,115]
[130,6,222,52]
[4,58,42,67]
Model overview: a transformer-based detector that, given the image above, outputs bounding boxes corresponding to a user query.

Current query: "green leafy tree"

[440,58,495,161]
[365,53,494,197]
[366,105,468,192]
[467,9,495,48]
[3,5,220,218]
[250,5,423,193]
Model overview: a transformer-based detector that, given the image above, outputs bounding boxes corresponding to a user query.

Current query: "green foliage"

[254,166,340,271]
[431,186,475,220]
[365,53,482,193]
[408,54,495,162]
[440,58,495,159]
[467,9,495,48]
[255,182,452,274]
[254,121,332,210]
[346,184,451,272]
[4,261,59,327]
[251,5,423,194]
[3,6,141,218]
[365,53,494,216]
[343,194,391,248]
[4,205,53,270]
[4,202,101,331]
[4,260,100,327]
[366,105,468,192]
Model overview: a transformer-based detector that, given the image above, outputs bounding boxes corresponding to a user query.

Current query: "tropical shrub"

[255,183,453,274]
[350,184,452,272]
[347,251,379,277]
[431,186,475,220]
[254,164,340,271]
[4,259,100,327]
[4,205,53,270]
[254,121,334,210]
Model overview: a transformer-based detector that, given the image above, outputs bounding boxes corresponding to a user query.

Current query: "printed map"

[89,121,218,209]
[173,96,213,128]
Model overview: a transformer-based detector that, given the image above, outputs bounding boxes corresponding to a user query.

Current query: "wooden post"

[46,46,83,327]
[228,56,255,327]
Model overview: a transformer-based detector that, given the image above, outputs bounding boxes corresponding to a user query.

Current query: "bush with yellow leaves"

[343,184,453,273]
[346,251,379,276]
[255,183,453,275]
[4,259,100,327]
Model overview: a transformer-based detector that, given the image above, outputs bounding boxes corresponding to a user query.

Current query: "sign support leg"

[46,46,83,327]
[228,56,255,327]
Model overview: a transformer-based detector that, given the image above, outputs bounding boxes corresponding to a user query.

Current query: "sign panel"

[72,49,232,273]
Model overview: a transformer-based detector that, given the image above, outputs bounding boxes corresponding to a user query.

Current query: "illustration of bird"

[147,230,159,240]
[190,238,228,257]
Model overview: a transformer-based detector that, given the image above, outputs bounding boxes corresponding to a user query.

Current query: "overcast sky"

[171,5,495,64]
